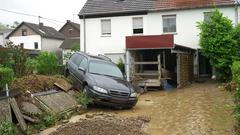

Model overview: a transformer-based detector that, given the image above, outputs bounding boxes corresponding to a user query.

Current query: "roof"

[7,22,65,40]
[59,38,80,49]
[59,20,80,32]
[126,34,195,51]
[79,0,235,18]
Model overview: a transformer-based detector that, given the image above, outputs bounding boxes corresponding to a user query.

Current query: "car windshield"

[89,60,123,78]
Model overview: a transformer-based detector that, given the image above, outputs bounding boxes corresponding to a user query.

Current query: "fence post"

[5,84,9,97]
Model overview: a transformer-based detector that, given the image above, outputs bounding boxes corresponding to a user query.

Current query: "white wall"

[80,6,236,55]
[9,35,41,50]
[0,34,3,45]
[41,38,63,52]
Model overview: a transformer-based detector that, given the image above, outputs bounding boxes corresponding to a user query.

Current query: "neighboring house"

[79,0,239,87]
[0,29,12,46]
[6,22,64,54]
[59,20,80,64]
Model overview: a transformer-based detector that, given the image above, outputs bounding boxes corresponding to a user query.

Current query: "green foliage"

[77,92,93,108]
[231,61,240,134]
[0,120,18,135]
[0,66,14,89]
[25,58,38,75]
[198,9,238,81]
[33,113,57,131]
[117,57,125,73]
[36,52,58,75]
[71,43,80,52]
[0,42,27,77]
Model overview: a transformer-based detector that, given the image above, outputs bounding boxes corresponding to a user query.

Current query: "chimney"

[67,20,71,23]
[39,23,43,28]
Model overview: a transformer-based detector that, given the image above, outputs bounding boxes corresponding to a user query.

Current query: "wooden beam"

[9,98,27,131]
[133,62,159,65]
[134,73,160,76]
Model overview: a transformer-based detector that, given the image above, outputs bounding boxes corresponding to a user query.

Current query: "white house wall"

[41,38,63,52]
[9,35,41,50]
[80,6,237,55]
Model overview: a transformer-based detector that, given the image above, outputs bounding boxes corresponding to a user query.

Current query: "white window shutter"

[101,19,111,35]
[133,17,143,29]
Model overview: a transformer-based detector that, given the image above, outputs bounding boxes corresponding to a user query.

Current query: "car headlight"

[130,92,138,97]
[93,86,108,94]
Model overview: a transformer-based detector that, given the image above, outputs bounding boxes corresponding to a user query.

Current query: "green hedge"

[0,67,14,90]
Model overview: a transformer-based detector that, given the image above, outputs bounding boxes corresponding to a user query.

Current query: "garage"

[125,34,195,89]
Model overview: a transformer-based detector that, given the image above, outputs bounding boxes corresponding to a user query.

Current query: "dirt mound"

[11,75,71,93]
[50,115,149,135]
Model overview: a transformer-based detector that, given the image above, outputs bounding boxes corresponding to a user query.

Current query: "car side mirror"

[78,67,86,73]
[123,73,127,80]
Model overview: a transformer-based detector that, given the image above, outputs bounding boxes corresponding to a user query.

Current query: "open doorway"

[198,52,212,78]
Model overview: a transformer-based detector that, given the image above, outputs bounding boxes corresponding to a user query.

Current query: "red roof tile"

[153,0,235,11]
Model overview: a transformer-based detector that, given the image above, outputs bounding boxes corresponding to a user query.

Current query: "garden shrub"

[25,58,38,75]
[0,120,18,135]
[231,61,240,134]
[0,66,14,90]
[198,9,238,82]
[36,52,58,75]
[117,57,125,73]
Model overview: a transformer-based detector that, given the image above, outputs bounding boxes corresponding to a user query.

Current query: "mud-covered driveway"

[88,81,235,135]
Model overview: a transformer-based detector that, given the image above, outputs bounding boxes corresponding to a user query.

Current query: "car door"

[68,54,83,79]
[76,56,88,85]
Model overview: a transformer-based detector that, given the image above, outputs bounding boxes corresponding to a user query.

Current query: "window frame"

[162,15,177,34]
[132,17,143,35]
[22,29,27,36]
[101,19,111,36]
[34,42,38,49]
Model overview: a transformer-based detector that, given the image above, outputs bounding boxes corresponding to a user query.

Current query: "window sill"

[132,33,143,36]
[162,32,178,35]
[101,35,111,37]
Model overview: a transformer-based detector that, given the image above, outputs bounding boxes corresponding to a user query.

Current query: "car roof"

[75,51,113,64]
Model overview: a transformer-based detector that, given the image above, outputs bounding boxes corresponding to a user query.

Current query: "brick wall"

[59,23,80,38]
[179,53,193,88]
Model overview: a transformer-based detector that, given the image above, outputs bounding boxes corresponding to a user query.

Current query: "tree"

[0,22,7,30]
[198,9,238,81]
[70,42,80,52]
[10,21,20,28]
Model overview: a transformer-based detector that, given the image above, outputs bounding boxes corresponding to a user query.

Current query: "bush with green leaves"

[25,58,38,75]
[117,57,125,73]
[77,92,93,108]
[231,61,240,134]
[0,66,14,90]
[0,120,18,135]
[36,52,58,75]
[198,9,238,82]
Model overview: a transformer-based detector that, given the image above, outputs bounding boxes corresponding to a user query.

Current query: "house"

[59,20,80,64]
[0,29,12,46]
[79,0,239,87]
[6,22,65,54]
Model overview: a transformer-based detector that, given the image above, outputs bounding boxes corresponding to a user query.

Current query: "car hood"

[90,74,132,92]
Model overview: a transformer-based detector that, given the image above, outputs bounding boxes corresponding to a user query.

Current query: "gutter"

[83,14,86,53]
[235,0,239,26]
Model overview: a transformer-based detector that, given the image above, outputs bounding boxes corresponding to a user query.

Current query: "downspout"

[83,14,86,53]
[235,0,239,26]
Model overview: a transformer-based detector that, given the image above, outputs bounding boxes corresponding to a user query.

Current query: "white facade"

[9,35,42,50]
[80,6,238,57]
[0,31,11,46]
[41,38,63,52]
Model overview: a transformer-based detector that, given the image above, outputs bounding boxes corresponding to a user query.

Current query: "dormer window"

[22,29,27,36]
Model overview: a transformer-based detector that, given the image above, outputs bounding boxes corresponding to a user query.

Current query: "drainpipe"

[83,14,86,53]
[235,0,239,26]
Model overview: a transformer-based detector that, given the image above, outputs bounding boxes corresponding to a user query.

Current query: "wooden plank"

[54,81,72,92]
[133,61,158,65]
[134,73,160,76]
[22,114,40,123]
[9,98,27,131]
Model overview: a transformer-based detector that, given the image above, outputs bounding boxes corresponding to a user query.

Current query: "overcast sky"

[0,0,87,30]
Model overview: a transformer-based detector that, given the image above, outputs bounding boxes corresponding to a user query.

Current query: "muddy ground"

[40,81,235,135]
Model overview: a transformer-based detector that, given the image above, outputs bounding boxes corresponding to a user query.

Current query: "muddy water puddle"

[89,81,235,135]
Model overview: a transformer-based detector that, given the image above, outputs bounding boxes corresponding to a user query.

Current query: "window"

[20,43,24,48]
[133,17,143,34]
[34,42,38,49]
[70,54,83,66]
[22,29,27,36]
[204,12,213,22]
[79,57,88,69]
[162,15,176,33]
[101,19,111,36]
